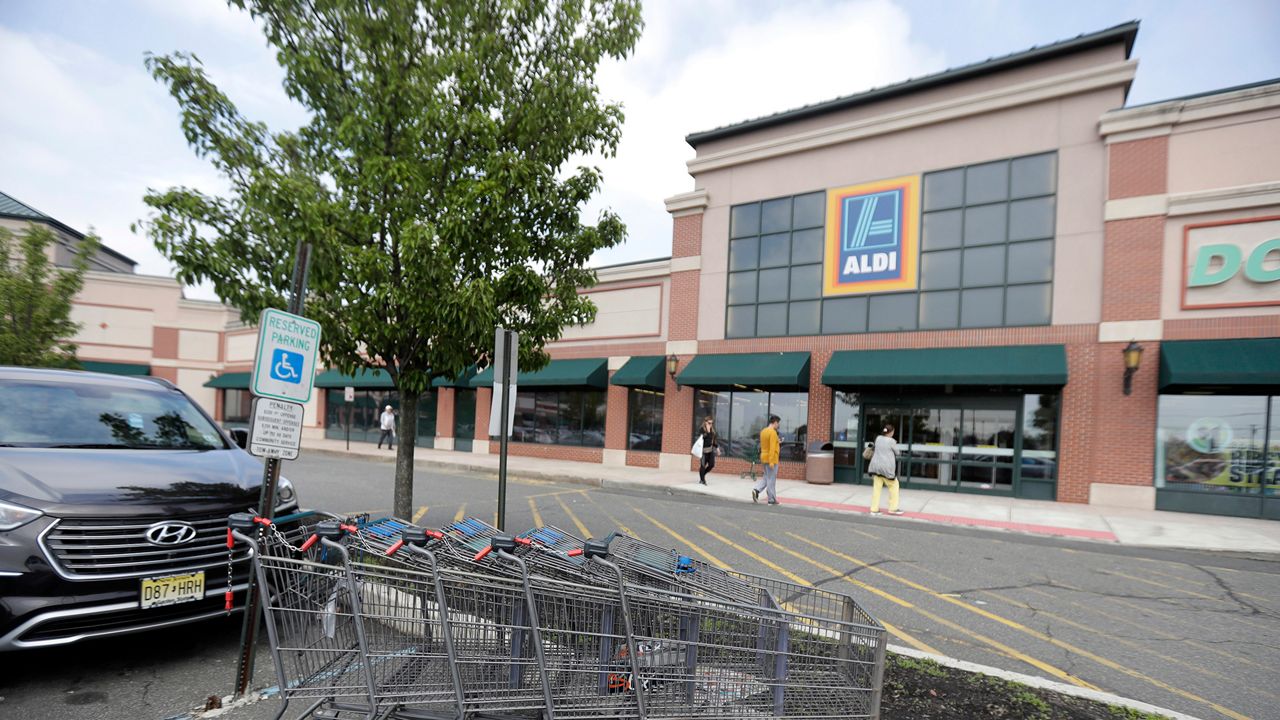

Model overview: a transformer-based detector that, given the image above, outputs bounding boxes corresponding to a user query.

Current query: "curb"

[887,645,1203,720]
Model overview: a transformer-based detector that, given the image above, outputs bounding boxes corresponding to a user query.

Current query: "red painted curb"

[777,497,1118,542]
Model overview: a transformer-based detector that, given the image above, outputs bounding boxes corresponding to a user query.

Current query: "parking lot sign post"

[235,241,316,699]
[492,328,517,531]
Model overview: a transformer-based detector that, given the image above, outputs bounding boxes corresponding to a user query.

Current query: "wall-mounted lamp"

[1122,340,1144,395]
[666,354,679,387]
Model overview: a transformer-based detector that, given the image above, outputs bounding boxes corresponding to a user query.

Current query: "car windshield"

[0,379,227,450]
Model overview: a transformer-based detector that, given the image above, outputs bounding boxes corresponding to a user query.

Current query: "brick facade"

[626,451,660,468]
[668,271,701,342]
[672,213,703,258]
[488,440,604,464]
[1107,136,1168,199]
[604,381,629,450]
[437,388,455,437]
[1101,216,1165,321]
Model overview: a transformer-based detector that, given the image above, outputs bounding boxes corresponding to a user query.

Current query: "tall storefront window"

[627,389,664,451]
[725,191,826,338]
[324,388,437,445]
[223,389,251,426]
[510,390,606,447]
[695,390,808,461]
[1156,395,1271,497]
[727,152,1056,337]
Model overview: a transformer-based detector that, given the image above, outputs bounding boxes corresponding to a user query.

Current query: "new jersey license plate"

[140,571,205,609]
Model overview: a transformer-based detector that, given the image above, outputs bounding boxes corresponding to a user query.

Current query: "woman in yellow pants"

[866,424,904,515]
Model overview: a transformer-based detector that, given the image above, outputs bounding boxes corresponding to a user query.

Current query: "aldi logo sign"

[823,176,920,295]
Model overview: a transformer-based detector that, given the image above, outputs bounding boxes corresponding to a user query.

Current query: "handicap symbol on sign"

[270,349,304,385]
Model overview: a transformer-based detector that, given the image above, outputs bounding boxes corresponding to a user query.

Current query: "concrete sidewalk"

[303,437,1280,554]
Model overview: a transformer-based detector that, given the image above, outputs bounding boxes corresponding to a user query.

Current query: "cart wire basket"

[229,512,887,720]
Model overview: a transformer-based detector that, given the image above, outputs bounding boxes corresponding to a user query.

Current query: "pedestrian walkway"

[304,437,1280,554]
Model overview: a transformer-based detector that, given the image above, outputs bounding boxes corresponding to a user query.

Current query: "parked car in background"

[0,367,298,650]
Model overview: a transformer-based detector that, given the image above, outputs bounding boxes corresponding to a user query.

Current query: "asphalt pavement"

[2,452,1277,720]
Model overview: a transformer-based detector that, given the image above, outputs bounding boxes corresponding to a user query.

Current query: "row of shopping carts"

[229,511,886,720]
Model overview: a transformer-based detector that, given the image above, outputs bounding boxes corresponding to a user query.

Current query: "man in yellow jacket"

[752,415,781,505]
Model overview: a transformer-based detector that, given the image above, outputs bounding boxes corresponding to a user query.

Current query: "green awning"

[81,360,150,376]
[610,356,666,390]
[1159,338,1280,391]
[676,352,810,391]
[432,366,477,388]
[822,345,1067,387]
[204,371,251,389]
[471,358,609,389]
[314,368,395,389]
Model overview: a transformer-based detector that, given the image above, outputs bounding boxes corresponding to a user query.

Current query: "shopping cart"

[233,512,886,720]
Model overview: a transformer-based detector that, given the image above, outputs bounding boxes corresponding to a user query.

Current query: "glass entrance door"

[864,406,961,490]
[862,401,1017,494]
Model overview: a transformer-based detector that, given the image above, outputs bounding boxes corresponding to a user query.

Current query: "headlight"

[0,500,43,531]
[275,477,297,506]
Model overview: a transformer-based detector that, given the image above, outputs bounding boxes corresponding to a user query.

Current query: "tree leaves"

[139,0,643,514]
[0,224,96,368]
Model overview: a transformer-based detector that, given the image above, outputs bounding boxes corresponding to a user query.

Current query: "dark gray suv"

[0,367,298,650]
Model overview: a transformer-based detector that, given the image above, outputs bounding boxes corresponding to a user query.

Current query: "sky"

[1,0,1278,301]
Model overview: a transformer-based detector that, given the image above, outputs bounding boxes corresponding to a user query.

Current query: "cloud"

[586,0,946,266]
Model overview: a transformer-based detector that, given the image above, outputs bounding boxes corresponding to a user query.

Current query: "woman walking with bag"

[867,424,905,515]
[694,416,721,485]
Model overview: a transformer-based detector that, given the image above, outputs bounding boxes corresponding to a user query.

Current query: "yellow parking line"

[453,504,467,523]
[893,557,1278,701]
[411,506,429,523]
[527,498,544,528]
[631,508,731,570]
[554,494,591,539]
[849,527,881,540]
[747,531,1094,689]
[1102,567,1272,608]
[697,525,941,656]
[790,532,1250,720]
[582,494,633,535]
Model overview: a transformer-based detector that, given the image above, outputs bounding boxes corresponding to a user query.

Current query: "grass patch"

[883,653,1173,720]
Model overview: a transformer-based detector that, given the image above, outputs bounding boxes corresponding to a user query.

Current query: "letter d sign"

[1189,238,1280,287]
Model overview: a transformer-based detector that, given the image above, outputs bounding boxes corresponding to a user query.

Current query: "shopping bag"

[691,436,704,458]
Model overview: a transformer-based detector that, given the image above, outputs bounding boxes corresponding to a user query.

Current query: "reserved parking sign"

[251,308,321,403]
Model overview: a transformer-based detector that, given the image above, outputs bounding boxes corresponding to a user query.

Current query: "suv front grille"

[42,514,251,579]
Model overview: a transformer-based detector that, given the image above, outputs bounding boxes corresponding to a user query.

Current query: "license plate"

[140,571,205,609]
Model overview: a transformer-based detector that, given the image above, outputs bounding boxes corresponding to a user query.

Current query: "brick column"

[658,357,696,471]
[436,388,455,450]
[807,350,833,444]
[474,387,492,453]
[603,376,629,466]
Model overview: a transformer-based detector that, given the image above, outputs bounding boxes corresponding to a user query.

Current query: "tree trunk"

[394,389,418,518]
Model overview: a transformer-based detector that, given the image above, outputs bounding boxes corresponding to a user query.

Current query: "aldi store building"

[317,23,1280,519]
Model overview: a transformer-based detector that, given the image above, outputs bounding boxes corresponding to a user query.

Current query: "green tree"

[138,0,643,517]
[0,224,97,368]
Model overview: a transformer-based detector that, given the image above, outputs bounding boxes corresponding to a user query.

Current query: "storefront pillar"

[603,376,629,466]
[658,356,696,471]
[474,387,491,454]
[436,387,455,450]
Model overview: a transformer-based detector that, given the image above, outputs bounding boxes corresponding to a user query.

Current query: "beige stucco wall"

[549,260,670,350]
[1167,108,1280,195]
[689,63,1124,340]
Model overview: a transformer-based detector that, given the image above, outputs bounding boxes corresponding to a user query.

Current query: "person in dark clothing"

[696,415,721,485]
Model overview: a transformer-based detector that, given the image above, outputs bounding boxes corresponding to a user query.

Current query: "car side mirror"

[229,428,249,449]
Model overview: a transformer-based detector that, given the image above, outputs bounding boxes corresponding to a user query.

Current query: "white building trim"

[687,60,1137,174]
